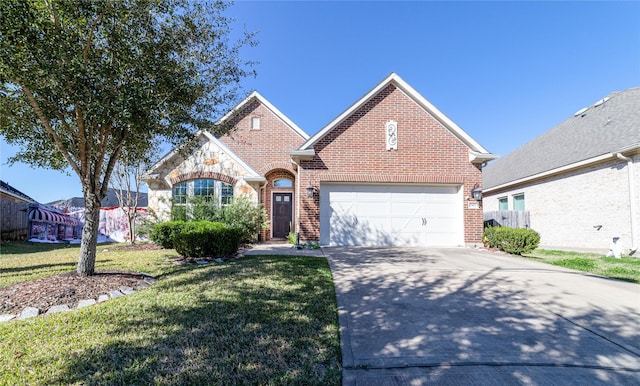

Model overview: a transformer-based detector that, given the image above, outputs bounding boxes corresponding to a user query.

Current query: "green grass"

[0,242,341,385]
[0,242,176,287]
[523,249,640,283]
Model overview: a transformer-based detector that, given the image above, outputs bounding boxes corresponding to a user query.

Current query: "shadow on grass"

[0,261,77,275]
[51,256,342,385]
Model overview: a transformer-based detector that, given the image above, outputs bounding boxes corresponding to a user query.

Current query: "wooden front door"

[272,193,293,238]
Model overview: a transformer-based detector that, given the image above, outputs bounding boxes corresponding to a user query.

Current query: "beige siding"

[483,157,638,253]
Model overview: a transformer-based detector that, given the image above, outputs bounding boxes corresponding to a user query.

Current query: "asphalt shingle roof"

[47,188,148,208]
[0,180,37,203]
[483,87,640,189]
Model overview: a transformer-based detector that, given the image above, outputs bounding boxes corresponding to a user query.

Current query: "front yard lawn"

[0,242,341,385]
[523,249,640,284]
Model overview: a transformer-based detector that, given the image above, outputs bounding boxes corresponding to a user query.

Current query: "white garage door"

[320,184,463,247]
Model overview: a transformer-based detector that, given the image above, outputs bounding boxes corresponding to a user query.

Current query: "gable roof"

[217,91,309,140]
[484,86,640,191]
[143,131,264,180]
[0,180,38,203]
[297,73,496,162]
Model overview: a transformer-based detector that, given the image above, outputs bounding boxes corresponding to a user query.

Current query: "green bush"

[173,221,242,258]
[483,226,540,255]
[170,196,267,243]
[171,205,189,222]
[150,221,187,249]
[220,196,269,243]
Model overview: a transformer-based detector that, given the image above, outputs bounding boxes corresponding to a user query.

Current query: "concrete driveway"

[325,247,640,385]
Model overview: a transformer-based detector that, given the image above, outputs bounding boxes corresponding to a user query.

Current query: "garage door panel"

[356,201,387,214]
[320,184,462,247]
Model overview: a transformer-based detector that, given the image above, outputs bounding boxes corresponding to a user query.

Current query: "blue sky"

[1,1,639,204]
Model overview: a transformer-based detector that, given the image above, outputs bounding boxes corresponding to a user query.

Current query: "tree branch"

[19,83,82,176]
[83,13,104,62]
[44,0,60,27]
[100,130,128,199]
[75,106,90,185]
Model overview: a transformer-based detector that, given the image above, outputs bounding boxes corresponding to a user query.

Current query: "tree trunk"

[128,209,136,245]
[77,194,101,276]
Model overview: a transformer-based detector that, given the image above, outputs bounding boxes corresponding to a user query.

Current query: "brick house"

[482,87,639,254]
[144,73,496,246]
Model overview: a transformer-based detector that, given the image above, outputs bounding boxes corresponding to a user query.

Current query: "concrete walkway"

[324,247,640,385]
[243,242,325,257]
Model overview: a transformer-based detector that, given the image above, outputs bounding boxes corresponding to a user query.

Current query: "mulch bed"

[0,271,150,315]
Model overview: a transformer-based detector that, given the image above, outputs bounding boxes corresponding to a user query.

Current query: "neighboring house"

[144,73,496,246]
[483,87,640,254]
[47,188,148,208]
[0,180,37,240]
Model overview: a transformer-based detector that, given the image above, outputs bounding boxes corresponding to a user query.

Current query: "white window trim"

[512,193,525,211]
[173,179,235,207]
[251,116,261,130]
[498,196,508,210]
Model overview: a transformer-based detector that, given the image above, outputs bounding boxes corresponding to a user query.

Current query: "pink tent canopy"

[28,207,78,226]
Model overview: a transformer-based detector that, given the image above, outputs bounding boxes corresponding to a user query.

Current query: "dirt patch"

[0,271,151,315]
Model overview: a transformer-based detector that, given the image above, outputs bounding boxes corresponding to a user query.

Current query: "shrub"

[171,205,188,222]
[173,221,242,258]
[483,226,540,255]
[136,208,163,241]
[170,196,267,243]
[150,221,187,249]
[220,196,269,243]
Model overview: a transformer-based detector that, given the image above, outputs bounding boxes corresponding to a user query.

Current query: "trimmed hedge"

[150,221,187,249]
[173,221,242,258]
[484,226,540,255]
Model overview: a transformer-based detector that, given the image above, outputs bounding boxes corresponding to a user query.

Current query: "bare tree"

[110,157,145,245]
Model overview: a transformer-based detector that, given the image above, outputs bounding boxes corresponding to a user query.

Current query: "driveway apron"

[325,247,640,385]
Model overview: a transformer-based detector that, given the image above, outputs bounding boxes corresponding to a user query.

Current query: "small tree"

[0,0,256,275]
[109,151,148,245]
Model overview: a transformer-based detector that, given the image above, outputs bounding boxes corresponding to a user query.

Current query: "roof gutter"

[469,150,499,164]
[614,151,638,253]
[290,149,316,161]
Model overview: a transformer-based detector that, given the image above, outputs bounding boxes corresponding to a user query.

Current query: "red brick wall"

[261,169,296,241]
[298,84,483,244]
[220,98,306,241]
[220,99,306,174]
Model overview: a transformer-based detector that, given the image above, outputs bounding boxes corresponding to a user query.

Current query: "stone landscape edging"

[0,274,156,323]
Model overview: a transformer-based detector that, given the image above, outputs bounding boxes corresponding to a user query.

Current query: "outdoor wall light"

[471,184,482,201]
[306,185,316,198]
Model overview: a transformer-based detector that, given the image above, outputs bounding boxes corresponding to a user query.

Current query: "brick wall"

[220,98,306,241]
[220,99,306,174]
[298,84,484,244]
[261,169,296,241]
[482,157,637,252]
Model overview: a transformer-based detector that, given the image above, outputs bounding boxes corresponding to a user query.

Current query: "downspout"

[615,153,638,253]
[291,158,302,249]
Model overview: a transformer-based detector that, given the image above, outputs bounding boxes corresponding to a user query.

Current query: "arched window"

[172,179,234,205]
[273,179,293,188]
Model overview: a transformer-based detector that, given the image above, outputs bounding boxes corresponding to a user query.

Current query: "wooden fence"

[1,198,30,240]
[483,211,530,229]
